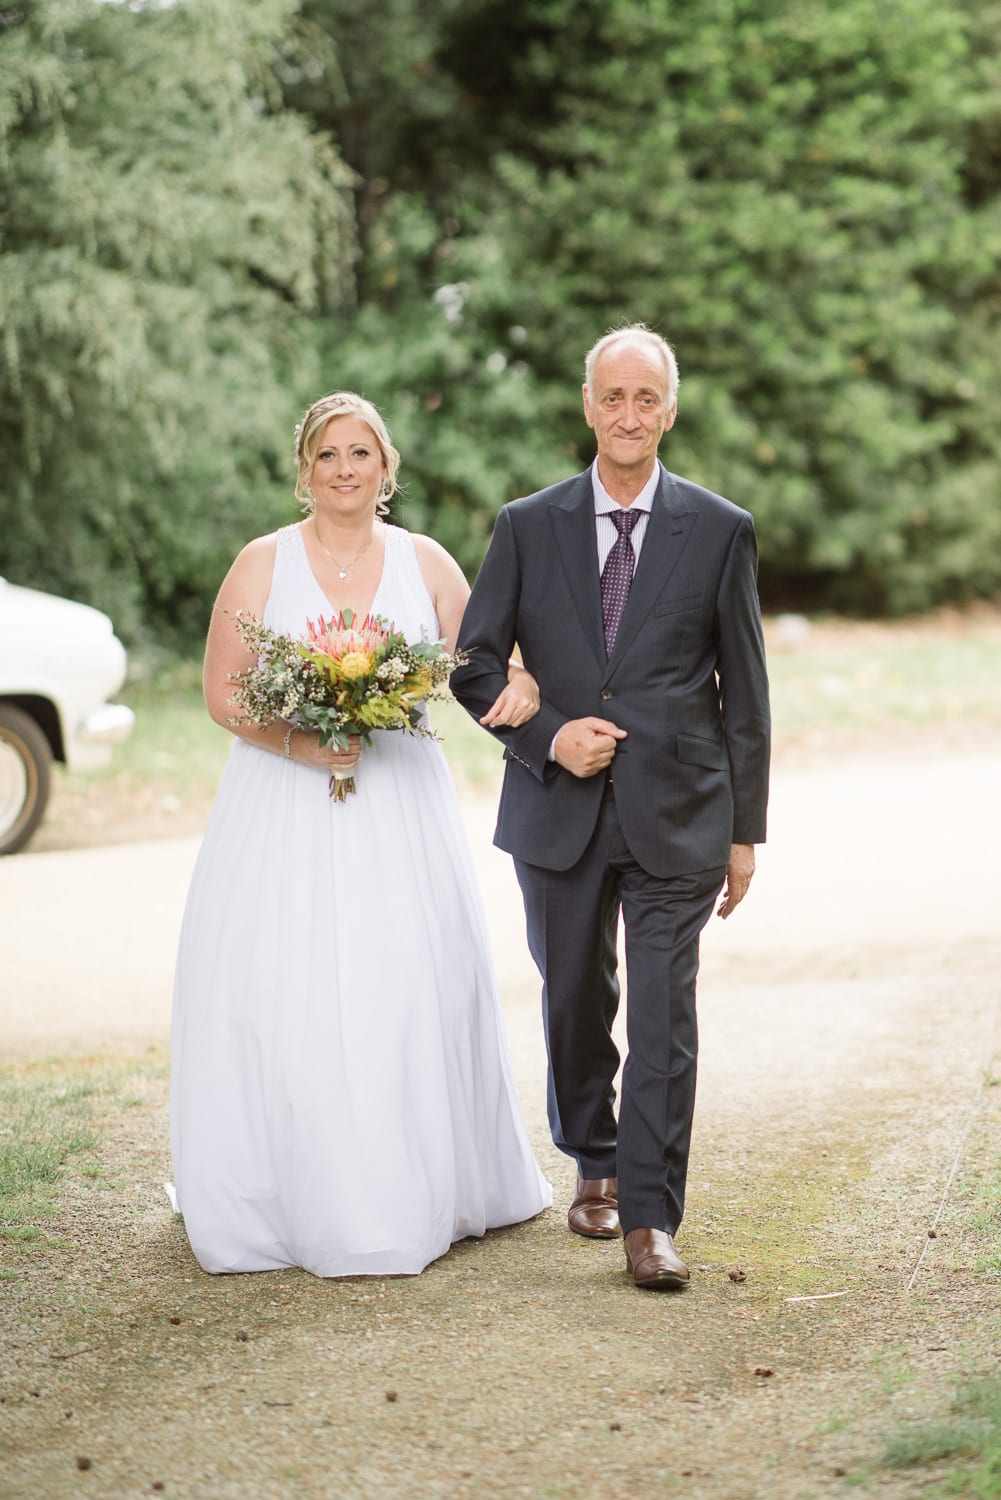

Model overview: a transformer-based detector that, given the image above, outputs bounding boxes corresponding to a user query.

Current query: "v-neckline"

[297,522,390,622]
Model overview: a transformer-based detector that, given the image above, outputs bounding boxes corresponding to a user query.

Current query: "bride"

[169,391,552,1277]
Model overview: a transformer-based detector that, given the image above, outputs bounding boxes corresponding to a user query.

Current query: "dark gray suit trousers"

[515,780,725,1236]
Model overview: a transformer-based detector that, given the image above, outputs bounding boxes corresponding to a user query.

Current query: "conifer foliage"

[0,0,354,642]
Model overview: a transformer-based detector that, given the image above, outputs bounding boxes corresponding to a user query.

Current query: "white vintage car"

[0,579,135,854]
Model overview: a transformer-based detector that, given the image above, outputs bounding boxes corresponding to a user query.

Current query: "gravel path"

[1,748,999,1498]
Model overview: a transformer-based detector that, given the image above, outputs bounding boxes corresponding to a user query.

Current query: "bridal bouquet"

[229,609,465,801]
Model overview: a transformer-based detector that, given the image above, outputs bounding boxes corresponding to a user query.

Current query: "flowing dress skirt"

[169,524,551,1275]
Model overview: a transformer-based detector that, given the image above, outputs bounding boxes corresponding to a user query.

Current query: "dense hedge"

[2,0,999,644]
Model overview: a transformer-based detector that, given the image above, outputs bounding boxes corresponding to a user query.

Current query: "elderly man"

[451,325,770,1289]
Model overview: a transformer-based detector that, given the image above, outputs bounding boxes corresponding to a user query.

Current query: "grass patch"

[970,1157,1001,1278]
[877,1376,1001,1496]
[81,657,230,795]
[687,1141,872,1293]
[870,1125,1001,1496]
[766,616,1001,742]
[0,1068,99,1231]
[0,1057,164,1245]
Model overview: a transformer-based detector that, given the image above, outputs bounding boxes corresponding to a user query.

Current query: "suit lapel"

[549,474,606,669]
[603,468,697,675]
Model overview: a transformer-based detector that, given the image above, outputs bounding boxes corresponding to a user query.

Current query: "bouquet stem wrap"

[329,767,356,802]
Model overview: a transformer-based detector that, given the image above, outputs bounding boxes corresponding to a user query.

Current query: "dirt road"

[1,749,999,1497]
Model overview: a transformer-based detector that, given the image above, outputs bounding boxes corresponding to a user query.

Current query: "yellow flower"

[336,650,375,680]
[404,668,434,697]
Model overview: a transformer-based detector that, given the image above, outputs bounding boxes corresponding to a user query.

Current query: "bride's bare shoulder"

[409,530,463,578]
[213,527,290,615]
[229,526,290,577]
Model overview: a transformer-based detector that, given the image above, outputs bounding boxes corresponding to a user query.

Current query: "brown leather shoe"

[568,1175,620,1239]
[624,1228,690,1289]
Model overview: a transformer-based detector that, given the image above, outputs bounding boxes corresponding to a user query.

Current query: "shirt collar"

[591,458,660,515]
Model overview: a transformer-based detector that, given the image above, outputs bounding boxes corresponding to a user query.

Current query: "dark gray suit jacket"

[451,462,771,877]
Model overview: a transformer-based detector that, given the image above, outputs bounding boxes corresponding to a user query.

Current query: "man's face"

[582,341,677,477]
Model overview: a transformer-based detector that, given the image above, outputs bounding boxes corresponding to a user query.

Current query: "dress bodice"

[264,523,441,646]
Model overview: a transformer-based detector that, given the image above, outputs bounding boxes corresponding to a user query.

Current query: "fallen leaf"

[783,1291,849,1303]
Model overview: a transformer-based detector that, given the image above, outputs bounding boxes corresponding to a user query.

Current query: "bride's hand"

[292,731,362,770]
[324,734,362,771]
[480,664,541,728]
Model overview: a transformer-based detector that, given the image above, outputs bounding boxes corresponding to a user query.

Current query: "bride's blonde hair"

[294,392,401,516]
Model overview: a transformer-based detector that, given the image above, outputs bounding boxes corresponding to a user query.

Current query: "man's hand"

[717,843,755,919]
[553,718,627,778]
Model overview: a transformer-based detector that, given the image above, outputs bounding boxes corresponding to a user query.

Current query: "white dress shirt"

[547,460,661,760]
[592,457,660,568]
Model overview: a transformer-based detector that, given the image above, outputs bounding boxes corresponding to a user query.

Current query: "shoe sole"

[568,1220,621,1239]
[625,1254,689,1289]
[629,1269,688,1289]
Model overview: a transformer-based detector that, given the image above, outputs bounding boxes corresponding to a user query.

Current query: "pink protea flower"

[305,611,392,657]
[303,612,397,687]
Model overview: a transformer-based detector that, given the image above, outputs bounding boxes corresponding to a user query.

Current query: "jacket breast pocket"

[653,592,703,617]
[676,733,728,770]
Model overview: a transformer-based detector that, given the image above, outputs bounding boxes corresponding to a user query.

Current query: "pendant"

[338,569,348,579]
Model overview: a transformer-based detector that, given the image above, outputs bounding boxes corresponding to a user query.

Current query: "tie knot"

[610,508,641,536]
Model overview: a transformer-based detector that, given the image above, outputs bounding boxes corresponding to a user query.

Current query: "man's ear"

[582,384,595,429]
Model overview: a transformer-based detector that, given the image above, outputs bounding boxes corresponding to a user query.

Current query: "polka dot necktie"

[600,508,642,656]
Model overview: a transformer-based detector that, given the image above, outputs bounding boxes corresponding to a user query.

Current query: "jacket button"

[600,689,612,701]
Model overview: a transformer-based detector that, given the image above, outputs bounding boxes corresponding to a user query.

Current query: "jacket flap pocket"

[654,591,703,617]
[676,732,727,770]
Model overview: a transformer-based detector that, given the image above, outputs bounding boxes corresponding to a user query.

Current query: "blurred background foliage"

[2,0,1000,646]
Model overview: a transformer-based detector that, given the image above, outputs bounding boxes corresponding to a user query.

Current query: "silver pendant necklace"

[312,524,375,580]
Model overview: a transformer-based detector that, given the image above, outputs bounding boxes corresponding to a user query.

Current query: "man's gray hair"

[583,324,680,404]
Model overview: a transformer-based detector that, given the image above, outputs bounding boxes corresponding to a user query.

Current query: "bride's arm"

[412,534,540,727]
[479,658,539,728]
[203,536,360,769]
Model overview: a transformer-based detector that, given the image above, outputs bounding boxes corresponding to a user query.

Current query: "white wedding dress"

[170,523,551,1276]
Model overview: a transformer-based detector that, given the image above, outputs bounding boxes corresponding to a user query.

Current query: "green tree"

[279,0,573,572]
[0,0,355,644]
[295,0,1001,611]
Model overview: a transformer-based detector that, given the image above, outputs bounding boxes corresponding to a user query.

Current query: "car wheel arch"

[0,694,64,763]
